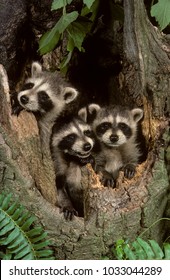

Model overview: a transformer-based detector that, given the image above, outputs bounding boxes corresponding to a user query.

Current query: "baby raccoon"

[51,115,94,220]
[11,62,80,148]
[79,104,143,187]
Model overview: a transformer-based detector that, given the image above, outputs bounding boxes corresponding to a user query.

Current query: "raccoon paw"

[102,178,116,188]
[10,93,23,116]
[11,105,23,116]
[61,206,78,220]
[79,155,95,166]
[124,164,136,179]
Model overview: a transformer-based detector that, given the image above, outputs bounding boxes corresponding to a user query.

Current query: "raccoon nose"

[110,134,119,143]
[20,95,29,105]
[83,143,92,152]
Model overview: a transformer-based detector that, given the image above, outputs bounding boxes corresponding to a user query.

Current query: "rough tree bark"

[0,0,169,259]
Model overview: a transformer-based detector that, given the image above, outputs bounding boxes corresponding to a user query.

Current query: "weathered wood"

[0,0,169,259]
[123,0,170,130]
[0,64,57,205]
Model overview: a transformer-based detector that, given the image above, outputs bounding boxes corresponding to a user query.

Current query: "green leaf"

[39,11,78,55]
[151,0,170,30]
[31,232,48,244]
[51,0,73,10]
[55,11,79,34]
[123,244,136,260]
[163,243,170,259]
[51,0,66,11]
[60,51,72,73]
[0,220,14,236]
[21,216,36,231]
[14,245,31,260]
[132,240,146,260]
[16,211,31,226]
[2,227,20,245]
[11,208,23,221]
[39,29,61,55]
[81,0,99,21]
[6,202,18,215]
[8,233,26,249]
[114,239,126,260]
[67,37,75,52]
[0,212,6,222]
[10,242,28,254]
[88,0,100,22]
[1,253,12,260]
[83,0,95,9]
[149,240,164,259]
[136,238,155,259]
[36,249,54,258]
[33,240,50,250]
[22,253,35,260]
[1,194,12,210]
[0,217,10,229]
[67,21,90,51]
[27,227,44,237]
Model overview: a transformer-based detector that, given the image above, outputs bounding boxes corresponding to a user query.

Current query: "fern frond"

[148,240,164,259]
[0,193,54,260]
[131,239,146,259]
[136,238,155,259]
[164,243,170,259]
[113,237,170,260]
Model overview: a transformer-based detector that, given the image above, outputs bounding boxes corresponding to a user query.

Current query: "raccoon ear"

[78,104,101,122]
[78,107,88,122]
[31,62,42,77]
[88,103,101,114]
[131,108,143,123]
[62,87,79,104]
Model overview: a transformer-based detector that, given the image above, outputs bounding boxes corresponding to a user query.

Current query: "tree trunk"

[0,0,169,259]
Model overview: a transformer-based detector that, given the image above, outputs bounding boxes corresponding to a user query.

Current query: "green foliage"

[39,0,170,71]
[112,237,170,260]
[51,0,73,11]
[39,0,123,71]
[151,0,170,30]
[39,0,99,70]
[0,193,54,260]
[83,0,96,9]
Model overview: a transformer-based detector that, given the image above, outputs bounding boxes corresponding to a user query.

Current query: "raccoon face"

[95,119,132,147]
[18,78,54,112]
[18,62,79,115]
[93,107,143,148]
[52,119,94,158]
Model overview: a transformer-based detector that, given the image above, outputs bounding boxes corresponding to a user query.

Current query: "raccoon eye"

[118,122,132,138]
[58,133,77,150]
[84,130,93,137]
[38,91,49,102]
[21,83,34,91]
[66,133,77,142]
[118,122,129,130]
[96,122,111,135]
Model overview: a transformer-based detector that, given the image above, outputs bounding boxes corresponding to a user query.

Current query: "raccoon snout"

[20,95,29,105]
[110,134,119,143]
[83,143,92,152]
